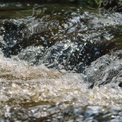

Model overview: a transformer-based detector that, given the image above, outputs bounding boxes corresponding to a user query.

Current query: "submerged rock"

[0,20,27,56]
[85,50,122,88]
[39,39,114,72]
[0,6,122,73]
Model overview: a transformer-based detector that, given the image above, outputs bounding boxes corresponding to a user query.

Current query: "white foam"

[0,52,121,108]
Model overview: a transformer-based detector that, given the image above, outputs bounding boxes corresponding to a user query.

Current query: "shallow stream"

[0,2,122,122]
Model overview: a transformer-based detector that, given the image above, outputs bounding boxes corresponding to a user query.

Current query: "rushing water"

[0,2,122,122]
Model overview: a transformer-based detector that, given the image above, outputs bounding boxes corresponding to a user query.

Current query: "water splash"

[0,4,122,121]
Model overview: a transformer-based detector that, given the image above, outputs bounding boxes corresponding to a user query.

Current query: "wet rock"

[1,9,121,64]
[17,46,45,65]
[17,37,115,72]
[0,5,121,75]
[0,20,27,56]
[40,39,114,72]
[0,20,55,56]
[85,50,122,88]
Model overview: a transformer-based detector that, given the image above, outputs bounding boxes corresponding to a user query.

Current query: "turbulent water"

[0,3,122,122]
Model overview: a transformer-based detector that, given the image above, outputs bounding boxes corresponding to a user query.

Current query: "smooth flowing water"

[0,2,122,122]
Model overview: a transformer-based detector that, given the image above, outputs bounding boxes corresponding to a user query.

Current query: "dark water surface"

[0,2,122,122]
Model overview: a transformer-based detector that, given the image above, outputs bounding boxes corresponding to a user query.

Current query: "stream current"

[0,3,122,122]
